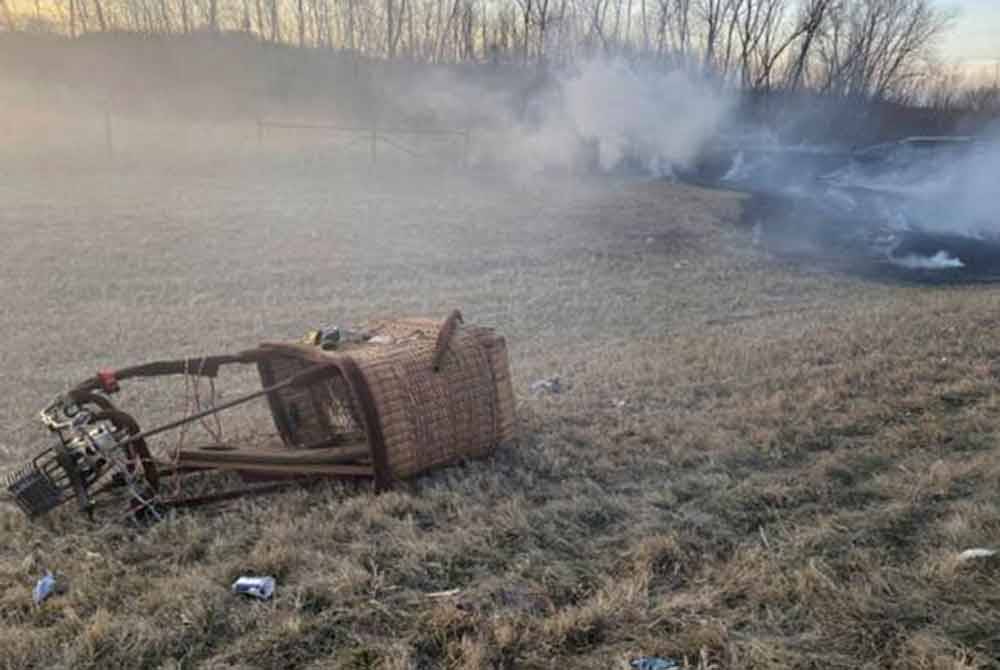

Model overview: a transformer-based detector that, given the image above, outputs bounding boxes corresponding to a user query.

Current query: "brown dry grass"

[1,143,999,670]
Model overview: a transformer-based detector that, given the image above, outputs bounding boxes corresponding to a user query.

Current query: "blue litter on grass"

[33,572,56,605]
[630,657,679,670]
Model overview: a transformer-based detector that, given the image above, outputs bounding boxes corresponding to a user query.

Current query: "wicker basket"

[254,313,516,488]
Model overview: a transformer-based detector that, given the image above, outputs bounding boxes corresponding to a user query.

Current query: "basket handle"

[432,309,464,372]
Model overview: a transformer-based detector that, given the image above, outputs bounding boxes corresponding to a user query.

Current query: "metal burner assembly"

[4,394,159,520]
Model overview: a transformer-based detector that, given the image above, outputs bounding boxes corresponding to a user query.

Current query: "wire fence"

[255,118,472,167]
[5,110,474,169]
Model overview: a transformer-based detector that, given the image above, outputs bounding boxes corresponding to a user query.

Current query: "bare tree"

[743,0,796,91]
[962,83,1000,115]
[639,0,648,51]
[93,0,108,30]
[158,0,173,32]
[0,0,14,31]
[296,0,304,45]
[460,0,476,60]
[670,0,693,63]
[8,0,965,110]
[345,0,355,51]
[269,0,280,41]
[582,0,612,55]
[535,0,551,62]
[180,0,191,31]
[701,0,726,71]
[784,0,830,89]
[816,0,951,100]
[513,0,532,62]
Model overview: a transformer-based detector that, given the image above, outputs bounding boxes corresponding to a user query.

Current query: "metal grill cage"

[3,448,76,518]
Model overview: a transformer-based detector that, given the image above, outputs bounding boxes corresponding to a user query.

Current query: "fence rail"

[256,118,471,166]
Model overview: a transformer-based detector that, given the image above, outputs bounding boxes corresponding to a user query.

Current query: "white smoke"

[557,60,731,174]
[401,59,733,176]
[823,133,1000,239]
[721,151,746,182]
[935,136,1000,237]
[889,250,965,270]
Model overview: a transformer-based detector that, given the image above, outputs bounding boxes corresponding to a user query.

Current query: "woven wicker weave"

[256,314,515,487]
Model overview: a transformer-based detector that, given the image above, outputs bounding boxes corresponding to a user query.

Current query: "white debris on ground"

[958,548,997,562]
[630,657,680,670]
[530,378,562,395]
[232,576,276,600]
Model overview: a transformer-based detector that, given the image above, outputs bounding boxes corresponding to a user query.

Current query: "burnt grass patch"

[737,192,1000,286]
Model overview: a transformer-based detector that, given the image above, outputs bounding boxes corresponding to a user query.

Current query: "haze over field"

[1,2,999,668]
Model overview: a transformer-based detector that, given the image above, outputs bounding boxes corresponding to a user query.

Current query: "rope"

[191,359,225,444]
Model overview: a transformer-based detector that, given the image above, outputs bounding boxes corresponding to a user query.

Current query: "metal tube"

[115,363,334,449]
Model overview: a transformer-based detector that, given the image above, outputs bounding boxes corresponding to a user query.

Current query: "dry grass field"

[1,139,1000,670]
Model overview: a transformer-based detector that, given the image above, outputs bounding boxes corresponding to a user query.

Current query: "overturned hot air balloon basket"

[2,311,516,521]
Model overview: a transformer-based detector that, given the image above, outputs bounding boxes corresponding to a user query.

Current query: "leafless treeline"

[2,0,957,101]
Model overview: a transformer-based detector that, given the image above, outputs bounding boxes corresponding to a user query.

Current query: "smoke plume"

[404,59,733,176]
[889,250,965,270]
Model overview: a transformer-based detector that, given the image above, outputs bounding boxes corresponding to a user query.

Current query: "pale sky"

[942,0,1000,67]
